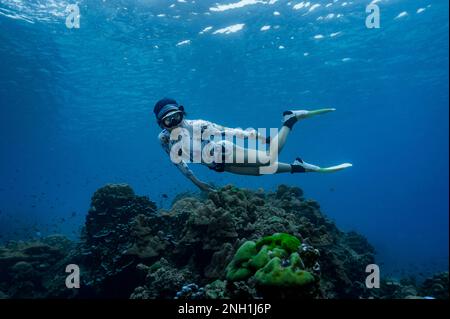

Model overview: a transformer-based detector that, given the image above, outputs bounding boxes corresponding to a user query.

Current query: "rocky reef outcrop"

[0,184,447,299]
[0,235,74,298]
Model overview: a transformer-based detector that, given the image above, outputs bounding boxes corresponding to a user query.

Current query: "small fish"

[70,211,77,217]
[162,194,168,199]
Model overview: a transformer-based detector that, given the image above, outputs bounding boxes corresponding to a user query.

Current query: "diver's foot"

[291,157,320,173]
[282,108,336,129]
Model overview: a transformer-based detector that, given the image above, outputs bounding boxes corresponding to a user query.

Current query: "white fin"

[319,163,353,173]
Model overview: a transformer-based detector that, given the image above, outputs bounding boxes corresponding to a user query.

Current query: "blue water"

[0,0,448,278]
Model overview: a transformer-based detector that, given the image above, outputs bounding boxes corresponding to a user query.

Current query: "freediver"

[155,98,352,192]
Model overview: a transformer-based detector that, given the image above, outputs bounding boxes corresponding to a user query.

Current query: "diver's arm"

[159,132,214,192]
[175,161,215,192]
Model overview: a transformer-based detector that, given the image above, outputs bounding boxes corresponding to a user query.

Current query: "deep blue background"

[0,0,448,278]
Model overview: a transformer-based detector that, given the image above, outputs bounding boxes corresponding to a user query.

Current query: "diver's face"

[161,111,183,129]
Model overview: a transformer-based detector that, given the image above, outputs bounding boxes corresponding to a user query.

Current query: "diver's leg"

[223,165,260,176]
[222,132,352,173]
[224,143,270,167]
[221,131,290,165]
[272,126,291,155]
[221,142,286,172]
[271,108,337,155]
[223,158,352,176]
[224,162,292,176]
[220,109,336,166]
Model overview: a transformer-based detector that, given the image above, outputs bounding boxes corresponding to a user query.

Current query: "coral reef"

[0,184,447,299]
[369,272,449,299]
[418,272,449,299]
[0,235,73,298]
[130,258,196,299]
[75,184,161,297]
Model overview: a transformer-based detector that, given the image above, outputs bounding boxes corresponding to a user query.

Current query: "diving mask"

[162,111,183,128]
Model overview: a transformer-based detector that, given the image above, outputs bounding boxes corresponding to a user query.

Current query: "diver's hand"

[196,181,217,193]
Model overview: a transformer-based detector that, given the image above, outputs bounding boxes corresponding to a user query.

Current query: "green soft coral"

[254,253,315,287]
[255,233,301,254]
[226,233,316,288]
[226,241,257,281]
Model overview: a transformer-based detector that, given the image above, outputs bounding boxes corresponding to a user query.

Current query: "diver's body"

[155,98,352,192]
